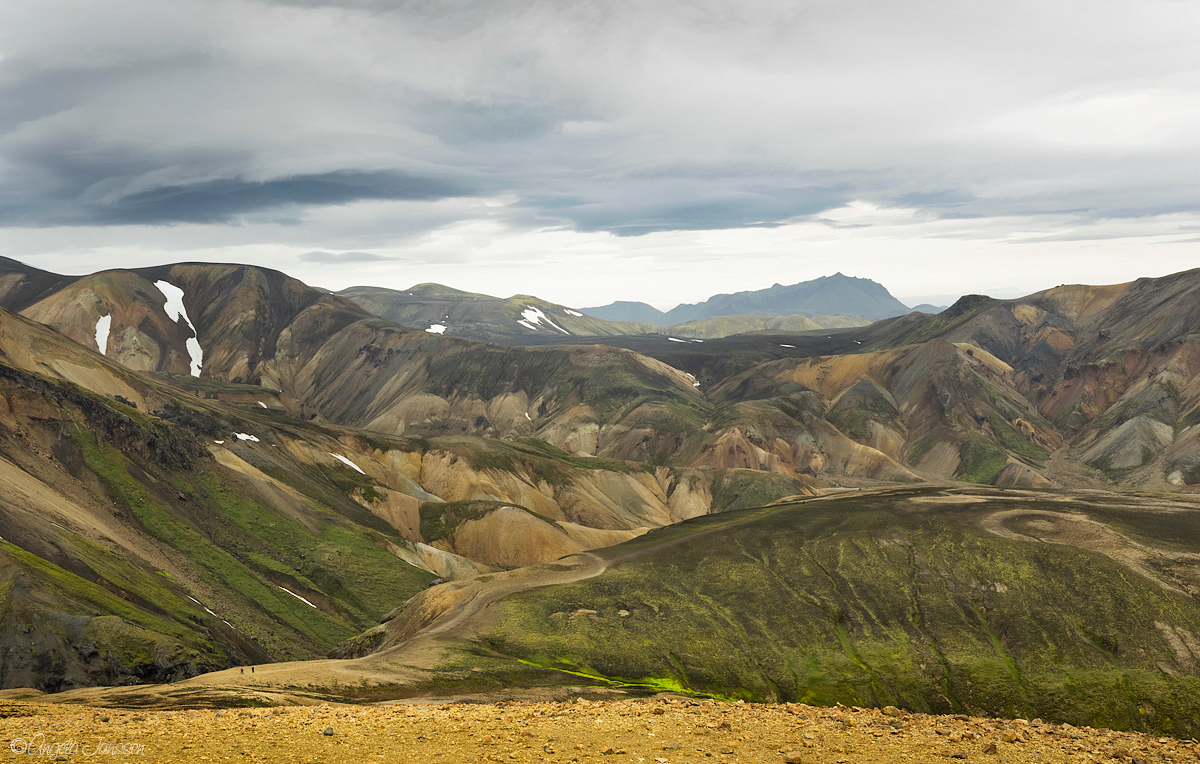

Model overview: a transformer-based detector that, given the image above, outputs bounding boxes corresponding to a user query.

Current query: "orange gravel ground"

[3,698,1197,764]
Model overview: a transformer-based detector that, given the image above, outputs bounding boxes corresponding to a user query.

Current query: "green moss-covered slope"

[481,488,1200,735]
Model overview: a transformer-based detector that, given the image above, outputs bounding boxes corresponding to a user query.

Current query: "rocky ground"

[3,697,1196,764]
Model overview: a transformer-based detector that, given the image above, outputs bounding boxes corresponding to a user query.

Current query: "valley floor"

[2,697,1194,764]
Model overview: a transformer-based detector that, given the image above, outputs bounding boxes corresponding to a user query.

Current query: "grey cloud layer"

[1,0,1198,236]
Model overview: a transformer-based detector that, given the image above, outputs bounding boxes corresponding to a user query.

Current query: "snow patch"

[426,323,448,334]
[278,586,317,609]
[690,339,704,343]
[329,452,366,475]
[668,337,687,343]
[524,412,532,421]
[154,280,203,376]
[188,596,220,618]
[213,440,224,444]
[564,309,583,316]
[517,319,538,330]
[521,306,569,334]
[780,344,795,348]
[235,432,259,442]
[94,314,111,355]
[258,401,268,409]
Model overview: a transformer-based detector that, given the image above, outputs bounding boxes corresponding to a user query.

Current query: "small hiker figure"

[251,667,255,673]
[240,668,244,674]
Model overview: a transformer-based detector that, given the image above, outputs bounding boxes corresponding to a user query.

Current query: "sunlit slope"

[476,487,1200,735]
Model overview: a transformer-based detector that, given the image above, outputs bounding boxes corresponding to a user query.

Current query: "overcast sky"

[2,0,1198,309]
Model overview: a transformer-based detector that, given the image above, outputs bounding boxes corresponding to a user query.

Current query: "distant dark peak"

[581,301,668,324]
[656,272,910,323]
[942,294,997,319]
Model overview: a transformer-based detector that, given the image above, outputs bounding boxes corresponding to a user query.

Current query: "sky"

[1,0,1198,310]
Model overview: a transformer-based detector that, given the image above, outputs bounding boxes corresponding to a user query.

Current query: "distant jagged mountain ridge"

[583,272,914,324]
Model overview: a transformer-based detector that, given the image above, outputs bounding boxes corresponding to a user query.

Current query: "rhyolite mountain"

[0,302,814,691]
[6,257,1200,491]
[583,272,914,324]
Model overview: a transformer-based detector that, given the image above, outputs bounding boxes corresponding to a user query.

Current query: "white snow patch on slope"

[426,324,447,334]
[278,586,317,609]
[517,319,538,330]
[188,596,219,618]
[668,337,687,343]
[564,309,583,316]
[690,339,704,343]
[329,452,366,474]
[521,306,570,334]
[780,344,795,348]
[213,440,224,444]
[258,401,268,409]
[524,412,532,421]
[235,432,259,442]
[154,280,203,376]
[94,314,111,355]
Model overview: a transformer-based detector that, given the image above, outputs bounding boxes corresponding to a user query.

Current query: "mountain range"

[331,282,872,343]
[583,272,917,324]
[1,254,1199,734]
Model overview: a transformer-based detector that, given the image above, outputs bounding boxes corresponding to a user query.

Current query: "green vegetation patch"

[418,500,518,542]
[478,491,1200,734]
[72,425,433,661]
[957,437,1009,483]
[709,469,810,512]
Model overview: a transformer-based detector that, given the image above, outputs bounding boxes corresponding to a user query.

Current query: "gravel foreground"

[3,698,1197,764]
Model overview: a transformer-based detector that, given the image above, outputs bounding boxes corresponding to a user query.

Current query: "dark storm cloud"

[0,168,473,226]
[89,171,469,225]
[0,0,1198,243]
